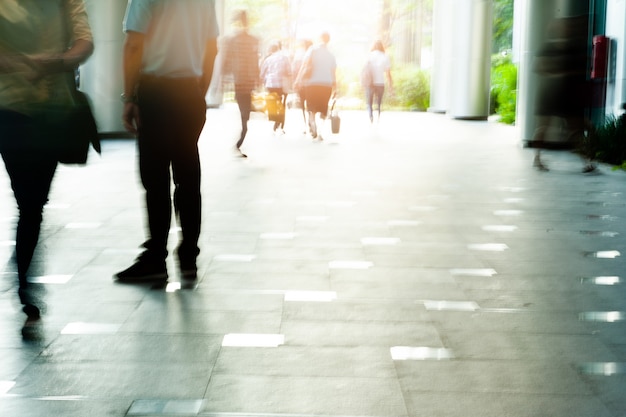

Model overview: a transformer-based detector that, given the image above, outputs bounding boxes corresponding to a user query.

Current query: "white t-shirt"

[123,0,219,78]
[368,50,391,86]
[304,44,336,87]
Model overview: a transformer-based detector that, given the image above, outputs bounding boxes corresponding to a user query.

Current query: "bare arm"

[200,38,218,96]
[122,31,145,134]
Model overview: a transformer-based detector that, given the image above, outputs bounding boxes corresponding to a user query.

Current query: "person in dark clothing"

[221,9,259,157]
[115,0,219,283]
[0,0,94,332]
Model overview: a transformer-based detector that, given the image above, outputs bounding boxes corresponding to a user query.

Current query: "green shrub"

[386,66,431,111]
[490,53,517,124]
[581,115,626,167]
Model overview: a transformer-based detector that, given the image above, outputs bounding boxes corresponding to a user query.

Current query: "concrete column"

[448,0,493,120]
[428,0,453,113]
[605,0,626,115]
[515,0,554,144]
[80,0,128,135]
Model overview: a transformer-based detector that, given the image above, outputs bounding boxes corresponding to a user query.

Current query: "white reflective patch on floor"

[253,198,276,205]
[497,186,526,193]
[450,268,497,277]
[208,211,237,217]
[296,215,329,222]
[260,232,297,240]
[127,399,205,415]
[328,260,374,269]
[581,276,621,285]
[494,210,523,216]
[29,275,73,284]
[387,220,422,227]
[579,362,626,376]
[34,396,87,401]
[580,230,619,237]
[427,194,450,201]
[103,248,142,255]
[214,254,256,262]
[390,346,454,361]
[409,205,437,212]
[587,215,619,221]
[579,312,626,322]
[585,250,621,259]
[360,237,400,246]
[503,197,525,204]
[61,322,121,335]
[468,243,509,252]
[64,222,102,229]
[351,190,378,196]
[325,201,356,208]
[482,225,518,232]
[0,240,15,246]
[0,381,15,396]
[284,290,337,302]
[222,333,285,347]
[423,300,480,311]
[44,203,71,209]
[165,282,182,293]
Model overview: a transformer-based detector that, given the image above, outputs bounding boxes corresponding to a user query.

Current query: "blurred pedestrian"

[221,9,259,157]
[532,15,595,172]
[261,41,291,134]
[0,0,94,331]
[294,32,336,141]
[291,38,313,133]
[115,0,218,283]
[362,40,393,123]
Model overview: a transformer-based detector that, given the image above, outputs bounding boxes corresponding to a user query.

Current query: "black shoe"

[114,261,168,283]
[179,260,197,280]
[21,315,43,340]
[22,303,41,320]
[234,146,247,158]
[582,164,597,173]
[181,268,198,280]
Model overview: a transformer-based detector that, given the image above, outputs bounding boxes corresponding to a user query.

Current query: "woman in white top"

[364,40,392,123]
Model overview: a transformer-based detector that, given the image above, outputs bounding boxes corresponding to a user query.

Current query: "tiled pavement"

[1,105,626,416]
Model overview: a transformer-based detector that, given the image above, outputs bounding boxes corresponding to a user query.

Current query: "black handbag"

[31,74,100,165]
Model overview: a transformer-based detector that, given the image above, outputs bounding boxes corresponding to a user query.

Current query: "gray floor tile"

[202,374,408,416]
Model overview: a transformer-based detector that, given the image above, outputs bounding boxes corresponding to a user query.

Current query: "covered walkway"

[1,108,626,416]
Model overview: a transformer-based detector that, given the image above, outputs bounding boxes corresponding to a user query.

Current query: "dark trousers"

[366,84,385,121]
[136,76,206,263]
[235,89,252,148]
[0,110,57,311]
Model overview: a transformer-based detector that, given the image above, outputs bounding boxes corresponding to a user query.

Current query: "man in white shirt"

[116,0,219,283]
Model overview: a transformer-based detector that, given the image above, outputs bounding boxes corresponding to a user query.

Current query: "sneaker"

[114,260,168,283]
[181,267,197,280]
[21,315,43,340]
[22,303,41,320]
[533,155,549,171]
[179,259,197,280]
[582,164,597,173]
[234,146,247,158]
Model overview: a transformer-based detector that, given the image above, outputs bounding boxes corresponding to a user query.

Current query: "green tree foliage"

[490,53,517,124]
[386,66,430,111]
[493,0,514,53]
